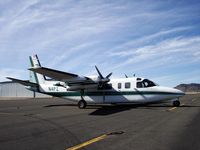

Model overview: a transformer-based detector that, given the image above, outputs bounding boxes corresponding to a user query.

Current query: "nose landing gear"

[173,100,180,107]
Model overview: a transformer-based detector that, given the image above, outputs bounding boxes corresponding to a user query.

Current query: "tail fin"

[29,55,46,84]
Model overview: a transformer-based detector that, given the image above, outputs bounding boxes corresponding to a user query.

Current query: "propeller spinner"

[95,66,112,88]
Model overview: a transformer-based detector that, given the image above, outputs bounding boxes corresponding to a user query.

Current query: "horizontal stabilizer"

[29,67,78,81]
[7,77,38,87]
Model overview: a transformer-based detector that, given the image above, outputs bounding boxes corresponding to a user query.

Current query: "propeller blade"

[106,72,112,79]
[95,66,103,79]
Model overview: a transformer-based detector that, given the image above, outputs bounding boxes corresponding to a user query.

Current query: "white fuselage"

[34,77,185,104]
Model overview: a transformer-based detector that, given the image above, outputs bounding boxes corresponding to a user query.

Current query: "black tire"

[78,100,87,109]
[173,100,180,107]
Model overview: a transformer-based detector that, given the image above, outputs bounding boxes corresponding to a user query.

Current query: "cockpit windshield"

[137,79,157,88]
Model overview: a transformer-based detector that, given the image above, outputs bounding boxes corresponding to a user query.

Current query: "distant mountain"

[175,83,200,92]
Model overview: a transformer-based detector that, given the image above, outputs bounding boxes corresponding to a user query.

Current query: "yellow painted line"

[167,103,185,111]
[168,107,177,111]
[192,99,196,102]
[66,134,108,150]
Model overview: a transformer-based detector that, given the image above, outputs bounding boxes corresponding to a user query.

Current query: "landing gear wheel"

[78,100,87,109]
[173,100,180,107]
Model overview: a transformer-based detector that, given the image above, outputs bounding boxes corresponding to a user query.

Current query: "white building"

[0,81,50,98]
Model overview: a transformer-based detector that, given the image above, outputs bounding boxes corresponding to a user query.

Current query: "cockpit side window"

[137,82,143,88]
[137,79,156,88]
[143,79,156,87]
[142,79,156,87]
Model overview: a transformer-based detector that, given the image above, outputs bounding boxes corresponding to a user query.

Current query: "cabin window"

[125,82,130,89]
[118,83,121,89]
[137,82,143,88]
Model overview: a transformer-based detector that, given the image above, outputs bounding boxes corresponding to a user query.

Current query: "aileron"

[29,67,78,81]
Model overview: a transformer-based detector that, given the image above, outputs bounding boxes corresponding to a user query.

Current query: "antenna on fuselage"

[125,74,128,78]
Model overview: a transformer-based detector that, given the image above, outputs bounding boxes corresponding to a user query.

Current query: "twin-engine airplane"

[7,55,185,109]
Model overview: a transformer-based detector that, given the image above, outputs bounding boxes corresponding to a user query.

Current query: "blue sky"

[0,0,200,87]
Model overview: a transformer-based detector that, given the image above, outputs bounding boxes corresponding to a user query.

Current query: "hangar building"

[0,81,50,98]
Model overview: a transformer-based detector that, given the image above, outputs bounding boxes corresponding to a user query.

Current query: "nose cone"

[172,88,185,97]
[154,86,185,98]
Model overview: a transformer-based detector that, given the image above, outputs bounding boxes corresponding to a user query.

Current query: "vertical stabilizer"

[29,55,45,84]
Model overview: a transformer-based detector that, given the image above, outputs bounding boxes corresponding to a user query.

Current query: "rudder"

[29,55,46,84]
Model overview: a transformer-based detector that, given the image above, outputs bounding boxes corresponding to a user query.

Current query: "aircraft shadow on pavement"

[88,104,157,116]
[43,103,200,116]
[88,104,200,116]
[44,104,77,107]
[88,105,136,116]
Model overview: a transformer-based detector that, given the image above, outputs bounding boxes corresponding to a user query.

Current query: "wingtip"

[6,77,17,81]
[6,77,12,80]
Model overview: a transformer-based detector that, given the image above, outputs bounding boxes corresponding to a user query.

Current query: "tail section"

[7,77,38,87]
[29,55,46,84]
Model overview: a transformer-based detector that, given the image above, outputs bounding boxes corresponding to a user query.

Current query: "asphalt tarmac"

[0,94,200,150]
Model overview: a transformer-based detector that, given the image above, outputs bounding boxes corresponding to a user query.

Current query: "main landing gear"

[78,100,87,109]
[78,89,87,109]
[173,100,180,107]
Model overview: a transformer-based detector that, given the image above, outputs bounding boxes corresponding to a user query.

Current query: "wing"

[29,67,96,85]
[29,67,79,81]
[29,67,98,91]
[7,77,38,87]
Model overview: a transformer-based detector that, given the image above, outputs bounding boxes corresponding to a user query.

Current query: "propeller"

[95,66,112,88]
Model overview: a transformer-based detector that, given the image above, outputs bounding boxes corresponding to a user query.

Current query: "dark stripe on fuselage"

[43,91,183,97]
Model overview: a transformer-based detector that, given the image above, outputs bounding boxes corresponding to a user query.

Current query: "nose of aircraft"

[171,88,185,97]
[157,86,185,98]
